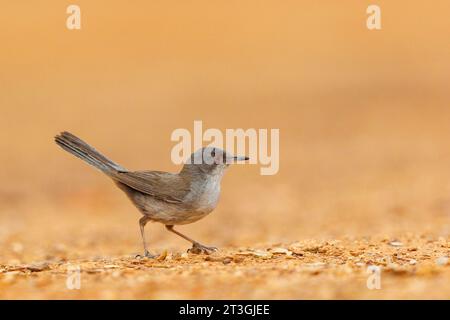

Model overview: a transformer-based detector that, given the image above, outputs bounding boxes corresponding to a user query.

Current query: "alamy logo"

[171,121,279,175]
[66,5,81,30]
[366,5,381,30]
[66,264,81,290]
[366,265,381,290]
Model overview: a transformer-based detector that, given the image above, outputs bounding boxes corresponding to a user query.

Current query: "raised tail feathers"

[55,131,126,174]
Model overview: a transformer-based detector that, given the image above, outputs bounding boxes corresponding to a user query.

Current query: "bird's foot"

[188,242,218,255]
[135,250,157,259]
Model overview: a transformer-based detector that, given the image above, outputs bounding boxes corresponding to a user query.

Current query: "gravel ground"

[1,236,449,299]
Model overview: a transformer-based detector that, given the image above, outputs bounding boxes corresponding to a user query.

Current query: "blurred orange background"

[0,1,449,264]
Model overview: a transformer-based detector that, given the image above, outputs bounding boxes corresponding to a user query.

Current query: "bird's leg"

[136,216,156,258]
[165,225,218,254]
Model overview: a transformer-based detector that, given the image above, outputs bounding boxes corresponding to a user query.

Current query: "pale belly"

[133,187,220,225]
[117,175,222,225]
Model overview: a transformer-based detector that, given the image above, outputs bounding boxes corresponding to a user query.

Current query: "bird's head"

[181,147,249,176]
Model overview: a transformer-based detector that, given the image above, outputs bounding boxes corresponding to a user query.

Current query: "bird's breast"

[186,175,222,213]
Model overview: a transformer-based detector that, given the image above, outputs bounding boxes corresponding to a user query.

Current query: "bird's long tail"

[55,131,126,174]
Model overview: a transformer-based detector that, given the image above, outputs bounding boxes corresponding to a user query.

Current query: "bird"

[54,131,249,257]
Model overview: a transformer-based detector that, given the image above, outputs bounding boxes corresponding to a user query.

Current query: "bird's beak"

[233,156,249,161]
[225,155,249,164]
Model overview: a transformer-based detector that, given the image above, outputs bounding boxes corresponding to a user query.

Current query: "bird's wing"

[111,170,190,203]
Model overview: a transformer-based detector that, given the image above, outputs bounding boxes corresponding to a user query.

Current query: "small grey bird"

[55,131,248,257]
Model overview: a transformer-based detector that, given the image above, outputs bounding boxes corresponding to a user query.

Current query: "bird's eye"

[211,148,216,157]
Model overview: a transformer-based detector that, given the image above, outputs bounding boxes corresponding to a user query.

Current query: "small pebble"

[389,241,403,247]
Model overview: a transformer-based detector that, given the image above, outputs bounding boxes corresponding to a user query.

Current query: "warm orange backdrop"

[0,1,449,258]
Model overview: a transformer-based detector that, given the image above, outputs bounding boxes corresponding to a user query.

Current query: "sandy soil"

[1,236,449,299]
[1,2,450,299]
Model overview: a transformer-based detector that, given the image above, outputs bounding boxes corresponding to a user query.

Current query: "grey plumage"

[54,131,248,257]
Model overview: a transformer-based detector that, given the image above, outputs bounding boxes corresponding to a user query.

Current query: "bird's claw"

[188,243,218,255]
[135,251,157,259]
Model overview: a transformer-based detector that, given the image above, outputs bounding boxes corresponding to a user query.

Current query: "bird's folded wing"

[111,170,190,203]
